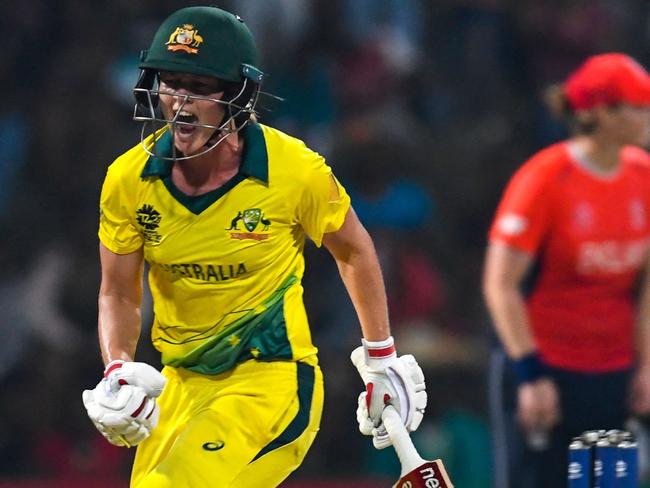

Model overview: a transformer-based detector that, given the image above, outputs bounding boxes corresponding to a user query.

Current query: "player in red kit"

[483,53,650,488]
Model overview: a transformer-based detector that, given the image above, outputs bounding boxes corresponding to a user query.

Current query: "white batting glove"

[351,338,427,444]
[82,360,166,447]
[103,360,166,398]
[357,391,392,449]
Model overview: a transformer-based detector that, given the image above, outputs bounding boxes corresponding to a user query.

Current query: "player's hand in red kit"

[517,377,561,434]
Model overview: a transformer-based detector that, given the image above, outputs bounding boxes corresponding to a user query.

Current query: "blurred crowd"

[2,0,650,486]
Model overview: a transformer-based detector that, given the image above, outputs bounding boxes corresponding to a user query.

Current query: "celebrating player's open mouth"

[158,72,226,156]
[175,111,198,135]
[169,110,203,152]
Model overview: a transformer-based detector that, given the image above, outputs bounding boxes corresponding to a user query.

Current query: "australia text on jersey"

[159,262,248,282]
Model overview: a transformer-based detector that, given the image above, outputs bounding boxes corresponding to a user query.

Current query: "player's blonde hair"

[544,83,597,134]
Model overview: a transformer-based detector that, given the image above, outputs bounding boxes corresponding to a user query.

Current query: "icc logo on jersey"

[629,199,646,230]
[136,204,163,244]
[573,202,594,232]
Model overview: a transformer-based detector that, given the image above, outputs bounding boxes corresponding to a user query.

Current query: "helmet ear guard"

[134,70,159,120]
[242,64,264,85]
[220,65,263,128]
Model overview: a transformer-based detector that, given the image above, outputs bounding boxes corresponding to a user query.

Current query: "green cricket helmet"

[133,6,265,160]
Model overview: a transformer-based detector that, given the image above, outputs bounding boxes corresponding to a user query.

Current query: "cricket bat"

[382,406,454,488]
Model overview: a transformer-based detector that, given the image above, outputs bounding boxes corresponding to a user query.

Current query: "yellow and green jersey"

[99,123,350,374]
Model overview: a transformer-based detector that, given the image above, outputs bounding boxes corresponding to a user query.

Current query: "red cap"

[563,53,650,111]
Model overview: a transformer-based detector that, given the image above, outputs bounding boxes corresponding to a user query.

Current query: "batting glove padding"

[82,361,166,447]
[357,391,392,449]
[103,360,166,398]
[351,340,427,448]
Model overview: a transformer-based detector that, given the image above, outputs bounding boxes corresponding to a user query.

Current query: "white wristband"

[104,360,126,378]
[362,336,396,371]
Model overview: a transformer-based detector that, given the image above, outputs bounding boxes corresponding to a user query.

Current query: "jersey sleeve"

[488,158,556,254]
[98,164,143,254]
[295,150,351,247]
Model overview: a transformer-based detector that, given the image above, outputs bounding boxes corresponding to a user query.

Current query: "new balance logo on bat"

[398,465,448,488]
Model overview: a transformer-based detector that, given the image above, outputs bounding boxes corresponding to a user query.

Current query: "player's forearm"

[483,283,536,360]
[636,321,650,372]
[635,273,650,370]
[98,294,142,365]
[334,246,390,341]
[483,242,537,360]
[323,209,390,341]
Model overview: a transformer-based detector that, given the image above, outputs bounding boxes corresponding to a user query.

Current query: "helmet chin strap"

[203,126,229,148]
[200,112,243,152]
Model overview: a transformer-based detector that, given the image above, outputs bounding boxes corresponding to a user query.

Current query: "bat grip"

[118,434,132,448]
[382,405,425,476]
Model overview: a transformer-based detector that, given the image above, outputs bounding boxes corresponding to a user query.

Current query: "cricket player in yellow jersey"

[81,6,427,487]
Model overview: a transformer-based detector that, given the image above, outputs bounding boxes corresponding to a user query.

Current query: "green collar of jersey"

[141,122,268,182]
[140,122,268,214]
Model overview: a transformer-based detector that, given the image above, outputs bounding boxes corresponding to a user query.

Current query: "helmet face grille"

[133,75,261,161]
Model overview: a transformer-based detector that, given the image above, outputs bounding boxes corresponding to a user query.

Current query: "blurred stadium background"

[2,0,650,486]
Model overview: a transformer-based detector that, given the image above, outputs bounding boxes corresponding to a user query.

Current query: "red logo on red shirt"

[629,199,646,230]
[573,202,594,232]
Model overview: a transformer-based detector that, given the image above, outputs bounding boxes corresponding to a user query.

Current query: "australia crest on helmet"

[166,24,204,54]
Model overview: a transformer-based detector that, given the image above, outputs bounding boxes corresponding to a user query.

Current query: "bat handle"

[382,405,426,477]
[118,434,132,448]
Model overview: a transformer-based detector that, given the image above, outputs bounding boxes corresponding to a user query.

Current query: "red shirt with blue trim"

[489,142,650,372]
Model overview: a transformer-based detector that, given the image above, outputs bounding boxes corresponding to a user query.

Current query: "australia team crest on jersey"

[227,208,271,241]
[136,204,163,244]
[166,24,204,54]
